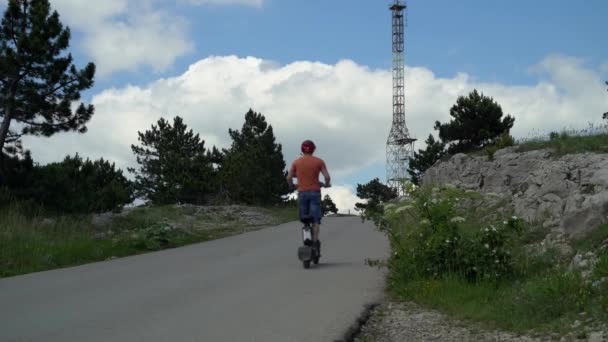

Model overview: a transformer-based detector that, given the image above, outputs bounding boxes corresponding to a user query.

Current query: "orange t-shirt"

[290,155,326,192]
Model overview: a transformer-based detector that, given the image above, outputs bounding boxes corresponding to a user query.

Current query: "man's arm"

[321,163,331,187]
[286,163,296,189]
[286,168,295,188]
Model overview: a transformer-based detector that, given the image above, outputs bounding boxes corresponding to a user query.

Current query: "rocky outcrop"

[423,147,608,239]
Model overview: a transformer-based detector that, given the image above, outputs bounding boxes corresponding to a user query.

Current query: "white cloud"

[46,0,265,76]
[49,0,127,28]
[322,186,361,215]
[49,0,193,76]
[21,54,608,190]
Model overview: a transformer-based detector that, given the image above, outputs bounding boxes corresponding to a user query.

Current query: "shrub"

[381,185,524,283]
[3,154,133,213]
[484,132,515,161]
[549,131,560,141]
[128,223,173,251]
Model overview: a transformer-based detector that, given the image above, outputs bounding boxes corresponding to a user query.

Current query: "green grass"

[388,243,607,336]
[0,204,298,278]
[572,224,608,253]
[381,186,608,337]
[262,205,301,225]
[392,269,595,335]
[516,132,608,156]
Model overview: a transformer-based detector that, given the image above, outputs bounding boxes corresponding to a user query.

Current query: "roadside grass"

[259,205,300,225]
[392,269,595,335]
[516,131,608,156]
[572,224,608,253]
[377,185,608,337]
[0,203,298,278]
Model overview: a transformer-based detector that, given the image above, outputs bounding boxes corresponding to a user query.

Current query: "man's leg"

[311,191,322,242]
[298,192,310,223]
[312,224,320,242]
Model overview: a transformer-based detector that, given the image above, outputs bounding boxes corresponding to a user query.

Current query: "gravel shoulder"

[354,302,607,342]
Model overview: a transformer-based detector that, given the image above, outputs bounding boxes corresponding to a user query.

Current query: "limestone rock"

[423,148,608,240]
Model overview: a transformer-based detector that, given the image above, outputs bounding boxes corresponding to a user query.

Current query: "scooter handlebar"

[290,181,331,192]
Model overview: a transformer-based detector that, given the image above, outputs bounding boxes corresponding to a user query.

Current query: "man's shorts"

[298,191,322,224]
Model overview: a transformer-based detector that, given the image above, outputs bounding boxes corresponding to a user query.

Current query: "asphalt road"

[0,217,389,342]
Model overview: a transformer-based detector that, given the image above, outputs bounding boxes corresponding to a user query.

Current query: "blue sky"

[82,0,608,89]
[5,0,608,210]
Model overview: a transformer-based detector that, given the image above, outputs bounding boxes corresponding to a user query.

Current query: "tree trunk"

[0,112,12,155]
[0,111,12,183]
[0,86,16,176]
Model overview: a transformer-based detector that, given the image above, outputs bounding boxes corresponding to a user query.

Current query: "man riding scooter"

[286,140,331,257]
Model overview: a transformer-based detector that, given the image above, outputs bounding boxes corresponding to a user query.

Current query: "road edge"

[335,302,381,342]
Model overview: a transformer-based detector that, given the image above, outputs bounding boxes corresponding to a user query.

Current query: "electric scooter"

[297,218,320,269]
[296,182,328,269]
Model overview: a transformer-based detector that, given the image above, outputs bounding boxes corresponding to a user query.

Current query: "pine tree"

[434,89,514,154]
[407,134,446,185]
[354,178,397,216]
[0,0,95,160]
[321,194,338,216]
[129,116,215,205]
[220,109,289,205]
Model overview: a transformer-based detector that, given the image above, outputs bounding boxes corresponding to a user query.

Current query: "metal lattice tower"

[386,0,416,195]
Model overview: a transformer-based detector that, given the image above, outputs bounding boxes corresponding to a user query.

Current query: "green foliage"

[375,186,608,334]
[0,150,34,196]
[434,89,515,154]
[321,194,338,216]
[219,109,289,205]
[128,223,172,251]
[2,154,132,213]
[517,271,592,319]
[376,186,608,334]
[483,132,515,161]
[382,186,524,283]
[593,252,608,280]
[0,0,95,156]
[516,131,608,156]
[407,134,446,185]
[130,116,215,205]
[354,178,397,219]
[572,224,608,252]
[549,131,560,141]
[396,269,593,334]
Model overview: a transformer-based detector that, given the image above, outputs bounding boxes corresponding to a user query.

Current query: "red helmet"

[301,140,316,154]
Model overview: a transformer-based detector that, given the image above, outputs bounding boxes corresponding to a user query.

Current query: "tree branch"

[6,131,23,143]
[43,76,79,98]
[18,114,78,128]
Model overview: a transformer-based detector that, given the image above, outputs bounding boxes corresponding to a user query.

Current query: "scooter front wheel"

[303,260,311,269]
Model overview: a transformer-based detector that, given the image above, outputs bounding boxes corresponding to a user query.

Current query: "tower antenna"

[386,0,416,195]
